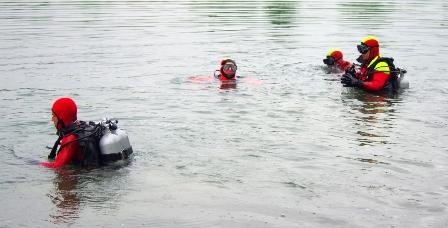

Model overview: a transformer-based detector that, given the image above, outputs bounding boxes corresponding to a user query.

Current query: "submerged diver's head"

[51,97,77,130]
[323,49,343,66]
[357,36,380,64]
[220,58,237,80]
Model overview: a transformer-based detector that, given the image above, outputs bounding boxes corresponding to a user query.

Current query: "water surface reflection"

[341,90,399,147]
[1,0,448,227]
[47,169,81,225]
[46,164,131,225]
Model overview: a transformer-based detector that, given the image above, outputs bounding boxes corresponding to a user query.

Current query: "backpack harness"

[48,118,133,167]
[365,57,407,93]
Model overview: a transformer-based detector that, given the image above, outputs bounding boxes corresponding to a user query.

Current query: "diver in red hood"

[39,97,83,168]
[323,49,352,71]
[341,36,392,92]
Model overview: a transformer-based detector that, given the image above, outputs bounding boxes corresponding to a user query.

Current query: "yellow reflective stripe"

[374,61,390,74]
[367,56,379,68]
[367,56,390,74]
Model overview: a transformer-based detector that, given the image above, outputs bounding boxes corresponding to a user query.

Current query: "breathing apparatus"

[48,116,133,164]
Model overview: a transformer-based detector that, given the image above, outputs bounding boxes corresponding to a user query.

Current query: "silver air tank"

[108,118,132,153]
[112,127,131,151]
[99,125,122,156]
[98,117,133,163]
[398,68,409,89]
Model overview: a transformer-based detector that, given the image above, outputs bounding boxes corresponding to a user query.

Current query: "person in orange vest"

[217,58,237,80]
[188,58,238,82]
[341,36,393,92]
[187,58,262,89]
[323,49,352,71]
[216,58,238,89]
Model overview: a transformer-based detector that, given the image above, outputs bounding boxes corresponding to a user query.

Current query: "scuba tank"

[99,125,122,162]
[397,68,409,89]
[110,119,133,156]
[99,117,133,163]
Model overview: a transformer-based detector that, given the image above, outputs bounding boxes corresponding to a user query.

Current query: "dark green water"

[1,1,447,227]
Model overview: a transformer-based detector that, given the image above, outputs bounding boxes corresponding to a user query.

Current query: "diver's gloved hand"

[345,65,356,76]
[341,73,364,88]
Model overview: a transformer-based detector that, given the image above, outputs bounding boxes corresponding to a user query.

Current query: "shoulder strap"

[48,135,62,159]
[48,122,81,159]
[366,57,403,92]
[50,121,92,157]
[366,57,393,81]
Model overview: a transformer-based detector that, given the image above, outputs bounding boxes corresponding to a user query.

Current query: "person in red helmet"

[323,49,352,72]
[38,97,83,168]
[341,36,392,92]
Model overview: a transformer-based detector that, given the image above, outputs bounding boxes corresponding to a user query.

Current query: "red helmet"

[324,49,343,65]
[327,49,343,61]
[362,36,379,49]
[359,36,380,61]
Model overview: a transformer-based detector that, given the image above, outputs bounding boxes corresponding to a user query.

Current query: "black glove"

[345,64,356,76]
[341,73,364,88]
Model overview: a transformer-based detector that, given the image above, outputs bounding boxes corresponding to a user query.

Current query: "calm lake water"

[1,1,447,227]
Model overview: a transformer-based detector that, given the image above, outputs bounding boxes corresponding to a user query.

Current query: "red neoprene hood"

[52,97,77,129]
